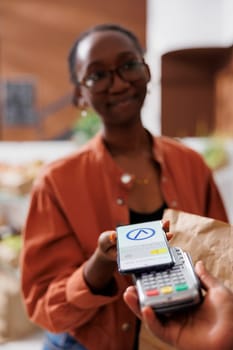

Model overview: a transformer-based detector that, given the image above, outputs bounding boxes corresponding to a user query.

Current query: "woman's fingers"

[161,220,173,241]
[166,232,173,241]
[98,230,117,255]
[162,220,170,233]
[123,286,142,319]
[109,231,117,244]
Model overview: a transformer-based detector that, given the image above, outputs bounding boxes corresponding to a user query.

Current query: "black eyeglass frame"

[76,59,150,93]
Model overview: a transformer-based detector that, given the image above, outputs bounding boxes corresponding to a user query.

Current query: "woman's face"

[75,30,150,127]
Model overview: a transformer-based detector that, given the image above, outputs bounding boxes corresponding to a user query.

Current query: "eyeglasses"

[77,60,149,93]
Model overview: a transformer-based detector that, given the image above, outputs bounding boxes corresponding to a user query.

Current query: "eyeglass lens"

[85,62,148,93]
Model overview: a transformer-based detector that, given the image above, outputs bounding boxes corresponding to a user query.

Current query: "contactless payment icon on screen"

[126,227,156,241]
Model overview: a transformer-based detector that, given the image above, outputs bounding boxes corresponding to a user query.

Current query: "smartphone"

[116,220,174,274]
[134,247,203,314]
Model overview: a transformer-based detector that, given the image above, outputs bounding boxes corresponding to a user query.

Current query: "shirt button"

[162,176,167,182]
[121,322,131,331]
[121,173,132,184]
[116,198,125,205]
[171,200,178,207]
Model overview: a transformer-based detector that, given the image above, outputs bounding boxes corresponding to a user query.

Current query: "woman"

[21,24,228,350]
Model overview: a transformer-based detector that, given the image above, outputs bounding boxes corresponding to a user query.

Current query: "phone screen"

[116,220,174,273]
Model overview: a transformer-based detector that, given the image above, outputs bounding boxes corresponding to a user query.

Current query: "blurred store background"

[0,0,232,348]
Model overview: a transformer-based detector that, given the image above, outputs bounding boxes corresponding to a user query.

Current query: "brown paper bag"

[163,209,233,290]
[139,209,233,350]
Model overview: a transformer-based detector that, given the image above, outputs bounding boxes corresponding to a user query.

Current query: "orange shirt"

[21,133,228,350]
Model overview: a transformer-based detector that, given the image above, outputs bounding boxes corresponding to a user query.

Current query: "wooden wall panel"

[0,0,146,140]
[161,47,233,137]
[215,60,233,136]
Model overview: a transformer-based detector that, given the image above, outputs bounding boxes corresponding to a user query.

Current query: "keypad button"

[175,283,189,291]
[161,286,173,294]
[146,289,160,296]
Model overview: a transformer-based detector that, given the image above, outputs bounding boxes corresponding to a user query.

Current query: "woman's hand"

[97,220,171,262]
[83,230,117,294]
[83,223,171,295]
[97,230,117,261]
[124,261,233,350]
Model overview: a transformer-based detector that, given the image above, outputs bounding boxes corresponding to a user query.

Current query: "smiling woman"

[20,23,228,350]
[1,0,146,141]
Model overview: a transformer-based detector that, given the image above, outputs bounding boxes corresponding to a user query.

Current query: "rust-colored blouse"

[21,133,228,350]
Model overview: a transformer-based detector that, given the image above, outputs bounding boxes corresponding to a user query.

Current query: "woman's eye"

[87,71,107,82]
[121,61,140,71]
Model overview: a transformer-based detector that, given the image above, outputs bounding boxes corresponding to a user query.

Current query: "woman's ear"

[72,86,80,107]
[145,63,151,83]
[72,85,88,109]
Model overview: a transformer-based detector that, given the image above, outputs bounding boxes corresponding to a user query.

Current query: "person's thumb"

[195,260,220,290]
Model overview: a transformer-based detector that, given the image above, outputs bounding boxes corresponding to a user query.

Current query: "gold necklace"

[120,173,150,185]
[134,176,150,185]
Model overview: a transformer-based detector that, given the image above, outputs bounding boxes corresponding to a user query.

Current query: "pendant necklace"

[134,176,150,185]
[120,173,150,185]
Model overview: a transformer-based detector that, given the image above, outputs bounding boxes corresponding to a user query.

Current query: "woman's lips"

[108,95,135,108]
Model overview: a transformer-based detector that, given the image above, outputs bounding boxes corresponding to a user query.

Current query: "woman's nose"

[108,70,130,92]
